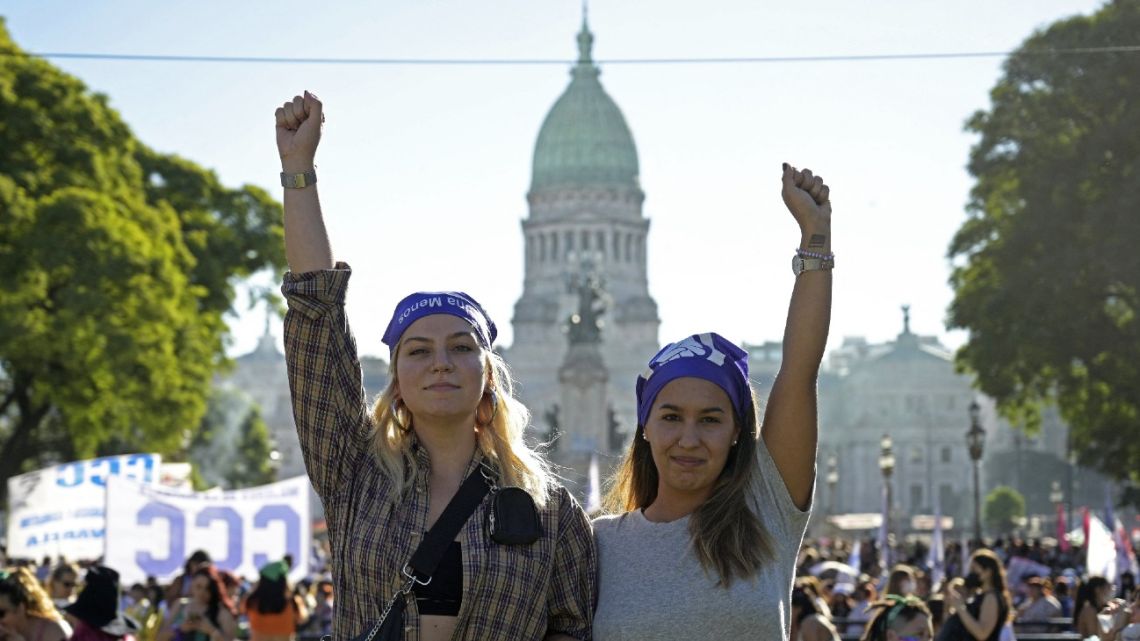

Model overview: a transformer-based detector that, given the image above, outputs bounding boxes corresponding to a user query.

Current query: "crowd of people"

[4,534,1138,641]
[0,551,333,641]
[788,534,1140,640]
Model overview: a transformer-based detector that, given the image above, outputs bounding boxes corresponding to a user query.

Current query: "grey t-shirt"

[592,438,813,641]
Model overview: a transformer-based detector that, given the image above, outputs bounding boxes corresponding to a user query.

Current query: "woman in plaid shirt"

[273,91,595,641]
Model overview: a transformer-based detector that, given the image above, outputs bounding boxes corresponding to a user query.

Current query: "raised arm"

[276,91,334,273]
[760,164,833,511]
[275,92,369,500]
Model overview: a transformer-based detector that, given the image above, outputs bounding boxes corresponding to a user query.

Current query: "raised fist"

[781,163,832,234]
[276,91,324,171]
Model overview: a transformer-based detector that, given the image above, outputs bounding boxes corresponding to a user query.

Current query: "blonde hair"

[1,566,63,622]
[604,388,775,587]
[369,346,552,507]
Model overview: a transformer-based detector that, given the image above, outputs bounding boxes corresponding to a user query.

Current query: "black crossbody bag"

[343,463,542,641]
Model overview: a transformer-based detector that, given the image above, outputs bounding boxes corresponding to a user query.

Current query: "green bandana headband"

[259,561,288,581]
[884,594,925,626]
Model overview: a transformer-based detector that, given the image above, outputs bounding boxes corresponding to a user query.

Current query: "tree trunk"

[0,376,51,507]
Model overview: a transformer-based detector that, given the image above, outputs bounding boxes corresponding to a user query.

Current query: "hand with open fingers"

[275,90,324,171]
[781,163,832,234]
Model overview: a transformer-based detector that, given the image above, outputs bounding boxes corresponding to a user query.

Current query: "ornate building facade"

[748,309,1102,536]
[501,18,659,479]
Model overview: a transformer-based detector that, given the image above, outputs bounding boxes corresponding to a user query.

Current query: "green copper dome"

[530,19,640,192]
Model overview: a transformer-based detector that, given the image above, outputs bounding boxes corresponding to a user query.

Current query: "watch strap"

[792,254,835,275]
[280,169,317,189]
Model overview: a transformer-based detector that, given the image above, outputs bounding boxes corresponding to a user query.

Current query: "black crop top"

[414,541,463,616]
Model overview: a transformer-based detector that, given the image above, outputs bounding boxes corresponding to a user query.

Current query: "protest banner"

[6,454,161,560]
[104,475,310,584]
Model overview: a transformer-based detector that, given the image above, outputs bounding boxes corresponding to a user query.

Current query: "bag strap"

[349,465,493,641]
[405,464,492,581]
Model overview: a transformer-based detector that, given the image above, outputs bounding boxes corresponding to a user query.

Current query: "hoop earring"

[477,388,499,427]
[390,399,411,432]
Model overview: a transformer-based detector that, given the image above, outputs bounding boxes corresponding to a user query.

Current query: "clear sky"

[2,1,1106,360]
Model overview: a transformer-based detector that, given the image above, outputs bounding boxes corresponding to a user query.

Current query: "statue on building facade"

[566,259,607,345]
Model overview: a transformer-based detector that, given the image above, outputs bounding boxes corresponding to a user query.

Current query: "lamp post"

[826,454,839,518]
[966,400,986,544]
[1050,480,1064,543]
[879,434,895,567]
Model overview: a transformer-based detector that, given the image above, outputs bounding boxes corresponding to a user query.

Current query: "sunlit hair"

[970,549,1014,622]
[791,585,821,625]
[0,566,63,622]
[886,565,917,595]
[859,594,931,641]
[604,388,775,587]
[369,345,552,507]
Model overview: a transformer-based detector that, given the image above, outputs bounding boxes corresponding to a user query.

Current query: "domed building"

[503,17,659,471]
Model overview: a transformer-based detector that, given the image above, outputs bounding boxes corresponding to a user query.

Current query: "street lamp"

[826,454,839,517]
[1050,481,1064,545]
[879,434,895,567]
[879,434,895,480]
[966,400,986,544]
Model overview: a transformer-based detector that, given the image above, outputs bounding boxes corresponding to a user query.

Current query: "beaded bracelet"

[796,248,835,261]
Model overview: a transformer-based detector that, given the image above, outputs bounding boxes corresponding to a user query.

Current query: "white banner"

[104,475,310,585]
[5,454,162,560]
[1087,514,1118,583]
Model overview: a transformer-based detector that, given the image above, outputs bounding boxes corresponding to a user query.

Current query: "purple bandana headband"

[636,332,751,428]
[381,291,497,353]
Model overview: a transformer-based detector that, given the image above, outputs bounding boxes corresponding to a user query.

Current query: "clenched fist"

[276,91,324,172]
[781,163,832,238]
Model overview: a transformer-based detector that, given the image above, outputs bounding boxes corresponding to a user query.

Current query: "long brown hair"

[970,549,1014,622]
[192,567,236,628]
[604,388,775,587]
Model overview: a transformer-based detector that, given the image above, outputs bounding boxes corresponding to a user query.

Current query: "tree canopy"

[0,19,285,500]
[984,486,1027,536]
[189,388,277,490]
[948,1,1140,490]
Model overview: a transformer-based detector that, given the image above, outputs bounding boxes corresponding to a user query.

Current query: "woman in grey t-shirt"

[593,164,834,641]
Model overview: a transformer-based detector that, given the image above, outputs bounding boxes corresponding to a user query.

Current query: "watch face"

[792,255,804,275]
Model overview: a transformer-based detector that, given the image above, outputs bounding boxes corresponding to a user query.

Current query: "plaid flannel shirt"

[282,263,596,641]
